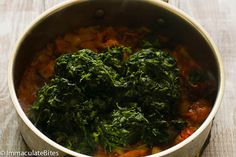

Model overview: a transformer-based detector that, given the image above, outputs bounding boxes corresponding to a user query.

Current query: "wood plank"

[44,0,65,10]
[169,0,180,7]
[177,0,236,156]
[0,0,44,151]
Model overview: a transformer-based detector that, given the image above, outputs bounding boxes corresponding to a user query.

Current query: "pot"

[8,0,224,157]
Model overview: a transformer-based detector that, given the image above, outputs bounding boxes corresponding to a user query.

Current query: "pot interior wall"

[13,0,220,99]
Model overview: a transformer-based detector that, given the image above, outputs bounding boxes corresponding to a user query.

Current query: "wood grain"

[0,0,44,153]
[0,0,235,156]
[174,0,236,156]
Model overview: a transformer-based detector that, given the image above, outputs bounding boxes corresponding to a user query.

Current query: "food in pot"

[17,26,216,157]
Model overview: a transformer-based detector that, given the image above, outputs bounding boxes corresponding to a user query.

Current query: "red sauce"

[17,26,216,156]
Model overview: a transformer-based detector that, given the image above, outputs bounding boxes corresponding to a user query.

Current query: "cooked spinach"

[98,105,149,152]
[187,69,207,86]
[185,68,216,101]
[30,46,186,155]
[140,35,162,49]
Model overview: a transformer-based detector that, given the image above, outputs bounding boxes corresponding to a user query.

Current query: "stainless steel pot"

[8,0,224,157]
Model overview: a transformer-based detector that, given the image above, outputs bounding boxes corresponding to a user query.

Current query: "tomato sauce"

[17,26,216,156]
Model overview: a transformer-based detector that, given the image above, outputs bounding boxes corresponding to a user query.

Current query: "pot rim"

[8,0,225,156]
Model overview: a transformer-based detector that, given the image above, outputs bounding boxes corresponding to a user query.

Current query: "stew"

[17,26,216,157]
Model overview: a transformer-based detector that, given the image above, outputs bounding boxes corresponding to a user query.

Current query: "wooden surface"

[0,0,235,156]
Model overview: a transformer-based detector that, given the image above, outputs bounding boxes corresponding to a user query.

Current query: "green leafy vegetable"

[30,46,185,155]
[140,33,162,49]
[187,69,207,86]
[98,105,149,152]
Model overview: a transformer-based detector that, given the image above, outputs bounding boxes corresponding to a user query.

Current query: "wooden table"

[0,0,235,156]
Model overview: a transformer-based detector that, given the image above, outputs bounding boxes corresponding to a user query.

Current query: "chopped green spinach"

[30,46,186,155]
